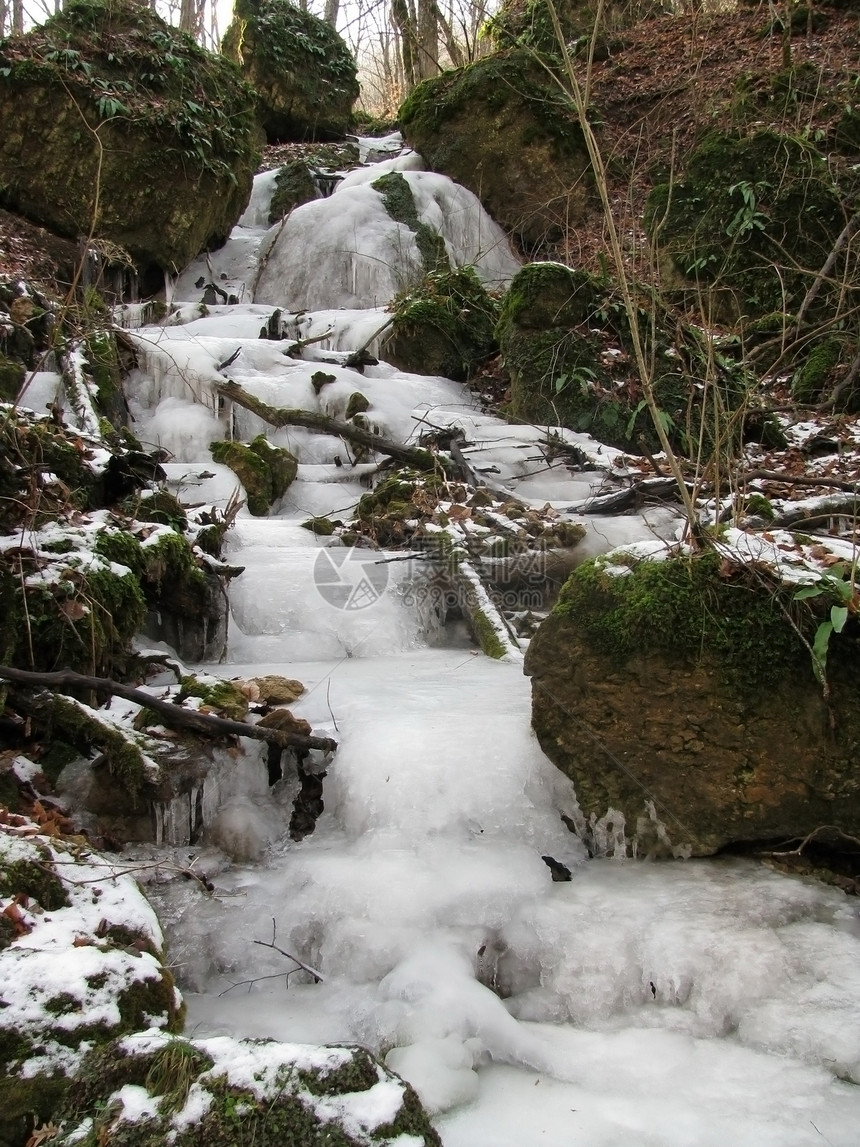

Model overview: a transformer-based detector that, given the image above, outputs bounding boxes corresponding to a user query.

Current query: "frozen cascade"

[127,139,860,1146]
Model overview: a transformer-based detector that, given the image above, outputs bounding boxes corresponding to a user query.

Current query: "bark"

[324,0,340,27]
[216,380,458,474]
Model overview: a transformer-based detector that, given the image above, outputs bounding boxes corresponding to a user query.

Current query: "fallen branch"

[742,469,860,493]
[0,665,337,754]
[574,476,683,515]
[216,380,456,475]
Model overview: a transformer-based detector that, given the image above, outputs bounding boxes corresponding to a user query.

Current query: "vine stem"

[543,0,701,541]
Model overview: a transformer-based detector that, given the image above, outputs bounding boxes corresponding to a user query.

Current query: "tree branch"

[0,665,337,754]
[216,380,456,474]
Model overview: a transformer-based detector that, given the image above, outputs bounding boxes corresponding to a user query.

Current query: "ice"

[115,144,860,1147]
[255,170,519,311]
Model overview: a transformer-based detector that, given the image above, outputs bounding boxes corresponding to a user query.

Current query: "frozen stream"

[122,140,860,1144]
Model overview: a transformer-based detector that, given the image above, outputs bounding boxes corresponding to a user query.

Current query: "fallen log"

[216,380,457,475]
[0,665,337,754]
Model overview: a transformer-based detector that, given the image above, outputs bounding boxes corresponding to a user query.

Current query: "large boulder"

[487,0,666,54]
[0,0,261,276]
[497,261,755,453]
[524,548,860,858]
[222,0,359,142]
[398,51,594,250]
[645,130,847,322]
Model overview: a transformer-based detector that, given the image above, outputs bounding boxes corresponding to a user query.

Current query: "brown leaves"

[59,598,89,622]
[1,897,33,937]
[24,1123,59,1147]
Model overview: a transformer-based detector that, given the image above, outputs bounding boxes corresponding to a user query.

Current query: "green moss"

[47,692,155,797]
[15,561,147,680]
[118,489,187,531]
[177,675,248,720]
[268,159,317,223]
[210,435,297,516]
[469,606,508,659]
[0,410,98,529]
[383,267,500,381]
[645,130,845,319]
[84,329,124,427]
[300,516,336,535]
[60,1040,441,1147]
[222,0,359,142]
[0,352,24,401]
[0,847,70,910]
[791,336,843,403]
[372,171,449,275]
[744,493,776,520]
[554,551,814,693]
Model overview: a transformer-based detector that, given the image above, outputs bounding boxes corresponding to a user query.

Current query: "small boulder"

[252,674,306,704]
[210,434,298,516]
[382,267,501,381]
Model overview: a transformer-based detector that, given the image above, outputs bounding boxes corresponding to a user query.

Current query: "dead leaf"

[59,599,89,622]
[25,1122,59,1147]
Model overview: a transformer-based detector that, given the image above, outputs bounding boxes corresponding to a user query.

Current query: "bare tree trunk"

[391,0,419,89]
[12,0,23,34]
[436,3,464,67]
[324,0,340,27]
[416,0,440,79]
[180,0,196,33]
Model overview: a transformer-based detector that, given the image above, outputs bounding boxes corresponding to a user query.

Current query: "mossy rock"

[177,674,249,721]
[0,353,24,402]
[222,0,359,142]
[56,1034,441,1147]
[381,266,501,381]
[210,434,297,516]
[791,335,845,403]
[398,50,593,249]
[525,548,860,856]
[268,158,317,223]
[83,328,125,429]
[645,129,847,321]
[0,827,182,1147]
[497,261,752,453]
[0,0,261,275]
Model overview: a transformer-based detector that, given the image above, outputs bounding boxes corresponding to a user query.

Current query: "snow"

[0,821,176,1079]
